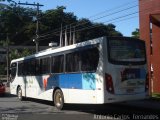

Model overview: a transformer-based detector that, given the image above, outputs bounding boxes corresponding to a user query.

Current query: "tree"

[0,64,6,75]
[0,3,124,76]
[76,19,122,42]
[0,4,36,45]
[132,28,139,39]
[0,4,123,46]
[9,48,34,60]
[41,6,77,31]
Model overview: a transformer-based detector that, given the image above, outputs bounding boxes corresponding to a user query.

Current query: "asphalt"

[5,86,160,112]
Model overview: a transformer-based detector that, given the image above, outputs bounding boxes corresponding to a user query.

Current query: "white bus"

[10,36,148,110]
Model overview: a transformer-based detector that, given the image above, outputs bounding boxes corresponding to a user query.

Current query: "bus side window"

[35,59,41,75]
[51,55,64,73]
[18,62,24,76]
[81,47,99,72]
[11,67,16,79]
[10,63,17,81]
[41,57,51,74]
[66,52,80,73]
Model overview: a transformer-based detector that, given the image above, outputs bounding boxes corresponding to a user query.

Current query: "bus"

[10,36,148,110]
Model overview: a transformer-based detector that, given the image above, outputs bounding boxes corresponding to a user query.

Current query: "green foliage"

[152,93,160,100]
[0,64,6,75]
[132,28,139,39]
[76,19,122,42]
[0,4,122,46]
[41,6,77,32]
[9,48,34,60]
[0,3,123,75]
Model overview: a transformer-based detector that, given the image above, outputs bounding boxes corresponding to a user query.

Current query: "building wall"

[139,0,160,93]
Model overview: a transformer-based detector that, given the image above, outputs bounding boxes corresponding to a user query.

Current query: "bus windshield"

[108,37,146,65]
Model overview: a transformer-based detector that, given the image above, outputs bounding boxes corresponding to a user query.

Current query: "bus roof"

[11,36,105,63]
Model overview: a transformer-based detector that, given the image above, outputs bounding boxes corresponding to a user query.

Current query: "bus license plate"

[126,89,134,93]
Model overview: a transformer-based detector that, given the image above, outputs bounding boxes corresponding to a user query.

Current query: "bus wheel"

[54,89,64,110]
[17,87,23,101]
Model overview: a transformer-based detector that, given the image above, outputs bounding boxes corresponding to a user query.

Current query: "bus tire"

[17,87,23,101]
[53,89,64,110]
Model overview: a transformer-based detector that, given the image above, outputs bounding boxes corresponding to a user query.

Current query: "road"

[0,93,160,120]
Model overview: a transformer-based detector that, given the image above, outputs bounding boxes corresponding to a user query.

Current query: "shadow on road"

[23,97,160,115]
[3,93,160,115]
[63,103,160,115]
[0,93,16,98]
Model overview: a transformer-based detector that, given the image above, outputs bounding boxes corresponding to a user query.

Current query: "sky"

[2,0,139,36]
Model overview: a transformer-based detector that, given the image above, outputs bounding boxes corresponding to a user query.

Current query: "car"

[0,81,5,96]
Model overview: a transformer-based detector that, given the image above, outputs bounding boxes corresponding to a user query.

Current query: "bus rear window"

[108,38,146,65]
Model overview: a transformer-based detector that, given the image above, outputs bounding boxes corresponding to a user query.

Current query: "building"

[139,0,160,93]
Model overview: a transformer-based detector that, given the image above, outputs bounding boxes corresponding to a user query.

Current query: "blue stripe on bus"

[59,74,82,89]
[82,73,96,90]
[47,73,96,90]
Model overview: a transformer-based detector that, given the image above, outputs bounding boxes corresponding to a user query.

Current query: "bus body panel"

[103,37,148,103]
[104,92,147,103]
[9,36,148,105]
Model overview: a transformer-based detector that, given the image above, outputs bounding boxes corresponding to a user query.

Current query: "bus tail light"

[105,73,114,94]
[145,73,149,91]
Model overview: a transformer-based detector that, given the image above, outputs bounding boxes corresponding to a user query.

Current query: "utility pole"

[6,33,9,83]
[18,2,44,53]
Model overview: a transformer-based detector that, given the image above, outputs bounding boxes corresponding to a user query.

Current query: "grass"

[151,93,160,100]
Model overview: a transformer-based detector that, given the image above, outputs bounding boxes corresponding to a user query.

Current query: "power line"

[88,0,137,19]
[40,9,138,38]
[90,5,138,22]
[38,12,138,42]
[38,6,153,42]
[37,16,138,42]
[39,0,153,38]
[39,4,138,38]
[18,2,44,52]
[75,11,139,33]
[14,0,153,45]
[39,1,138,38]
[72,6,152,34]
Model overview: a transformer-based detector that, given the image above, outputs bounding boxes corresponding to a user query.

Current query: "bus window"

[80,47,99,72]
[18,62,23,76]
[51,55,64,73]
[65,47,99,73]
[35,59,41,75]
[108,38,146,65]
[10,63,17,80]
[66,52,80,73]
[41,57,51,74]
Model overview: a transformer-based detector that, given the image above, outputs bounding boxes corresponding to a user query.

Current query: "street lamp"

[33,38,39,53]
